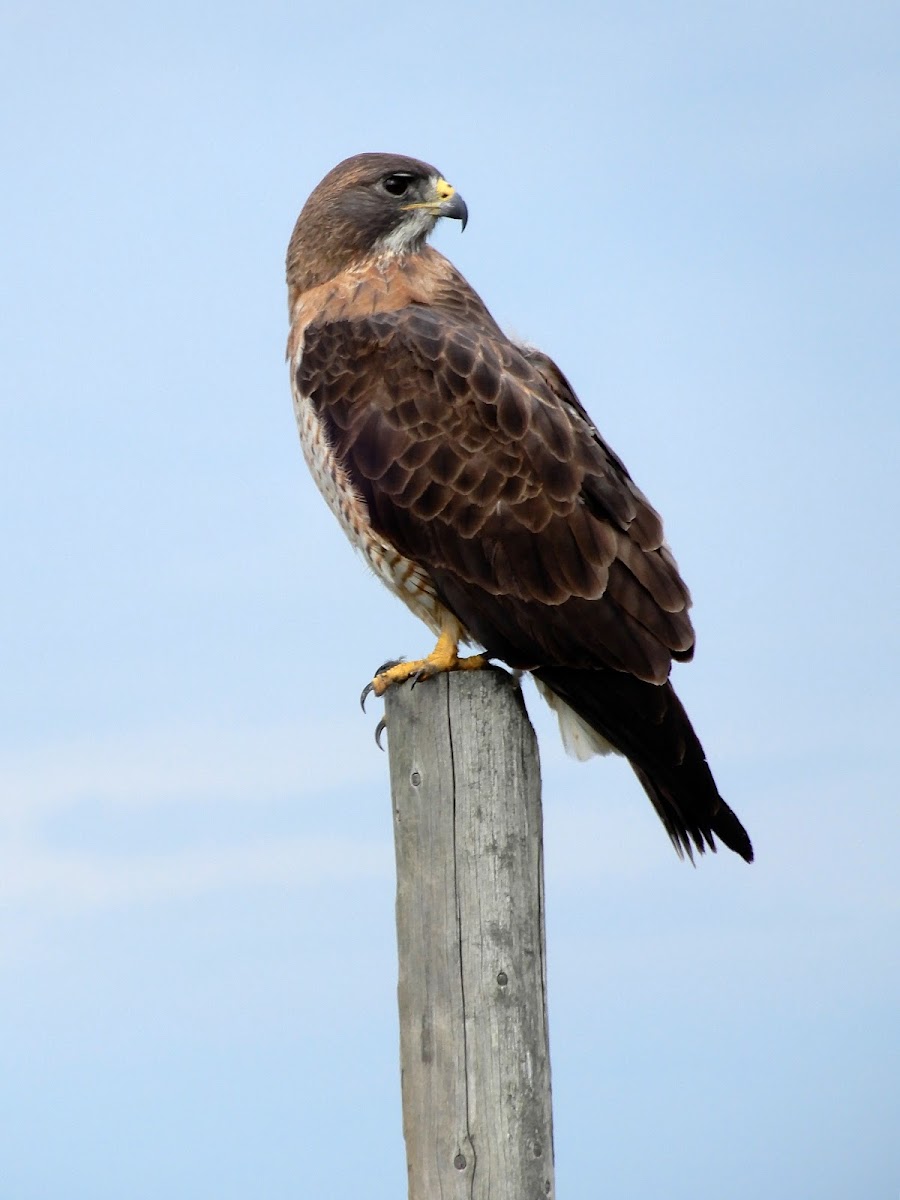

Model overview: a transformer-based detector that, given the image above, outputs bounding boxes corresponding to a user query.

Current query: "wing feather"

[296,305,694,683]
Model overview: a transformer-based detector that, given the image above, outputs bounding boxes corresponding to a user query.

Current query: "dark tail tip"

[713,798,754,862]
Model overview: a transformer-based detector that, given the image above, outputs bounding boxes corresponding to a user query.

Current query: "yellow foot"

[371,649,488,695]
[360,630,489,711]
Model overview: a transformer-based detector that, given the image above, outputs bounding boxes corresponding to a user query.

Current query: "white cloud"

[0,716,379,822]
[0,716,391,911]
[0,835,392,909]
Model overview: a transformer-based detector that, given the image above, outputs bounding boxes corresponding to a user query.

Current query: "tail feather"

[533,666,753,863]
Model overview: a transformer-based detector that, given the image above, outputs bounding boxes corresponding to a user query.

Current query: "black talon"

[374,657,404,675]
[361,658,406,711]
[410,665,431,690]
[374,717,387,750]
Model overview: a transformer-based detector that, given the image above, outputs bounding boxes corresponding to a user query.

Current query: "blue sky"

[1,1,898,1196]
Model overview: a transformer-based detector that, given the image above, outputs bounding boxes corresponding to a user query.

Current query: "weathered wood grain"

[385,668,554,1200]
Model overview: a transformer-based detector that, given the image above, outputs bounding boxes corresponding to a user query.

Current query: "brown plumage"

[286,152,753,863]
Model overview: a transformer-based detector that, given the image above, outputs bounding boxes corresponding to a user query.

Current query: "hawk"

[286,152,753,863]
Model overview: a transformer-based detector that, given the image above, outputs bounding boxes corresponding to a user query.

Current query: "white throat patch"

[377,207,439,256]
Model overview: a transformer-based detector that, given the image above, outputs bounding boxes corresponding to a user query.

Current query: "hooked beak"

[403,175,469,230]
[437,190,468,230]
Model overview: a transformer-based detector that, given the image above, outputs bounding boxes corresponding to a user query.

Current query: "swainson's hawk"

[286,152,752,863]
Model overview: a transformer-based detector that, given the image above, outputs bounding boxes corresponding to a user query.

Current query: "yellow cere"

[401,176,456,213]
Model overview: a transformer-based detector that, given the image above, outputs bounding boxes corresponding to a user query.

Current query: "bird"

[285,152,752,864]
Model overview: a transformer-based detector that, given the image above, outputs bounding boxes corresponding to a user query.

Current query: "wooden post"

[385,668,555,1200]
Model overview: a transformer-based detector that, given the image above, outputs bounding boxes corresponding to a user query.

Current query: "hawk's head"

[287,153,467,294]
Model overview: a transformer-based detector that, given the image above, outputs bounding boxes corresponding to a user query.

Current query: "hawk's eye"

[382,173,414,197]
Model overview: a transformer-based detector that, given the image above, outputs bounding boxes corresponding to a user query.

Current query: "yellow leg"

[364,625,489,702]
